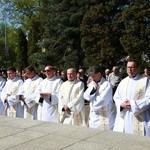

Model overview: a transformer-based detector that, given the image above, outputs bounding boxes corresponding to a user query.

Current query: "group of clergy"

[0,59,149,137]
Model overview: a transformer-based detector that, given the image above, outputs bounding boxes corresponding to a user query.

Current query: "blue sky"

[0,1,9,23]
[0,4,5,22]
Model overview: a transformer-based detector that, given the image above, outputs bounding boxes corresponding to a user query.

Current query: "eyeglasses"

[127,67,137,69]
[44,70,51,72]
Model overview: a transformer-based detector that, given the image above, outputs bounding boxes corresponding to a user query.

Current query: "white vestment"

[113,75,150,136]
[19,75,43,120]
[0,76,6,115]
[58,79,86,126]
[1,76,24,118]
[34,76,63,122]
[84,77,114,130]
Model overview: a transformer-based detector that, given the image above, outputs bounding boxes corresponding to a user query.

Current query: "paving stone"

[0,126,24,138]
[28,122,101,140]
[0,116,149,150]
[0,116,45,129]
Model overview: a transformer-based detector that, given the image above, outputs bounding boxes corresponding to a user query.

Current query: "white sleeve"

[131,80,150,115]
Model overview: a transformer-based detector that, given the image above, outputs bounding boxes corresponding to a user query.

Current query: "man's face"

[67,69,76,81]
[126,61,139,78]
[7,70,16,80]
[90,72,101,83]
[44,66,55,78]
[25,69,35,78]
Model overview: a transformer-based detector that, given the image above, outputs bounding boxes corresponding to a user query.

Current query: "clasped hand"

[63,105,71,115]
[40,93,51,99]
[121,100,131,109]
[91,80,98,89]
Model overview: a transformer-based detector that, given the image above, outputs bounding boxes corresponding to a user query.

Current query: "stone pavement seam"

[59,130,106,150]
[0,129,26,140]
[1,131,52,150]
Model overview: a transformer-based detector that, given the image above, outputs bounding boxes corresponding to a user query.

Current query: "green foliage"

[0,24,5,66]
[34,0,86,70]
[27,16,42,62]
[81,0,150,69]
[1,0,150,71]
[0,23,17,67]
[15,28,28,71]
[1,0,40,29]
[81,1,127,68]
[119,0,150,63]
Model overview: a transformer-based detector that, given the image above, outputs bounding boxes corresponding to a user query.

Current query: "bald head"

[67,68,77,81]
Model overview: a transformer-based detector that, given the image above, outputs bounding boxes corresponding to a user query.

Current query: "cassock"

[19,75,43,120]
[1,76,24,118]
[84,77,114,130]
[58,79,86,126]
[35,76,63,122]
[113,75,150,136]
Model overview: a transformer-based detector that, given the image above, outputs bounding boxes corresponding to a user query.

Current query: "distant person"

[78,69,88,84]
[105,69,110,80]
[21,70,28,81]
[58,68,86,126]
[77,69,88,91]
[108,66,122,95]
[60,70,67,82]
[141,67,150,78]
[113,59,150,136]
[38,71,46,79]
[84,66,115,130]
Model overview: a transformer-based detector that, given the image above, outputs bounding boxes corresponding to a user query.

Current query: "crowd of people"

[0,59,150,137]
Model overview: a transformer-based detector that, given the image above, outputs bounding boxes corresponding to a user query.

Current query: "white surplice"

[84,77,114,130]
[34,76,63,122]
[58,79,86,126]
[19,75,43,119]
[113,75,150,136]
[1,76,24,118]
[0,76,6,115]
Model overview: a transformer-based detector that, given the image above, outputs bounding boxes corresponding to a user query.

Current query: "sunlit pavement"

[0,116,149,150]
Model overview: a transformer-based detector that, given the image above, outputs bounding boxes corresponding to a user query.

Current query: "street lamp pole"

[4,18,7,52]
[4,16,9,65]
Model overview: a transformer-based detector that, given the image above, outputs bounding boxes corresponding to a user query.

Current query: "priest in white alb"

[34,65,63,122]
[58,68,86,126]
[83,66,114,130]
[19,66,43,120]
[1,66,24,117]
[113,59,150,136]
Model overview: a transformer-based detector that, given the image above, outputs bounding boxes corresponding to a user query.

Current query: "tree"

[0,0,40,29]
[27,16,42,67]
[80,0,128,69]
[1,0,41,68]
[0,23,17,68]
[1,0,150,71]
[0,23,6,66]
[119,0,150,63]
[15,28,28,71]
[35,0,87,70]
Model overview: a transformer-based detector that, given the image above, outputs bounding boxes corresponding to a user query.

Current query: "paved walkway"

[0,116,149,150]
